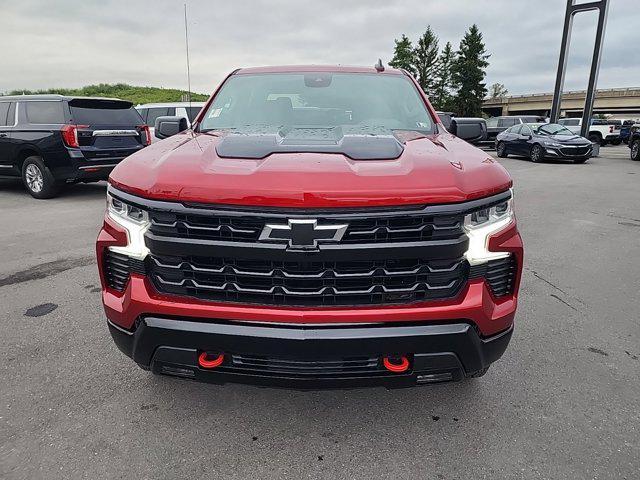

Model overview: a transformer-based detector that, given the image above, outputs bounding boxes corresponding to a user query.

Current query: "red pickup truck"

[97,65,523,388]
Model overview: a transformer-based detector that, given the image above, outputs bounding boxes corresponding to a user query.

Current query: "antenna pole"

[184,3,192,110]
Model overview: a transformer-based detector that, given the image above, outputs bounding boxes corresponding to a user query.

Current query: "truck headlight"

[463,191,514,265]
[106,192,150,259]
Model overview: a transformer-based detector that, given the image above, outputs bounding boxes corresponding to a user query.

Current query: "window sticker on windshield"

[210,108,222,118]
[417,122,429,128]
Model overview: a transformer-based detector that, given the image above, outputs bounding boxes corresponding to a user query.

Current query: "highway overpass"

[483,87,640,118]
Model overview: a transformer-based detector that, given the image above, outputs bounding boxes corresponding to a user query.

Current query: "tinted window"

[486,117,499,128]
[200,73,434,133]
[0,103,9,126]
[146,108,170,127]
[520,125,532,135]
[69,99,142,125]
[498,118,517,128]
[25,101,65,124]
[7,102,15,125]
[560,118,579,126]
[186,107,202,122]
[136,108,148,123]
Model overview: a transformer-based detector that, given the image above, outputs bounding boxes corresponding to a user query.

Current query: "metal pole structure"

[581,0,610,137]
[549,0,610,138]
[549,1,575,124]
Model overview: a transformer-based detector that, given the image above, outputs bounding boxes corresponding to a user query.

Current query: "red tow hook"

[198,352,225,369]
[382,355,410,373]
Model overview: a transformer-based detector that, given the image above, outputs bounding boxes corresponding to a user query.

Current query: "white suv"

[136,102,206,142]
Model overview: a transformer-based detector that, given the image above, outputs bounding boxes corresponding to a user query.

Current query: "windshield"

[533,123,574,136]
[198,73,434,134]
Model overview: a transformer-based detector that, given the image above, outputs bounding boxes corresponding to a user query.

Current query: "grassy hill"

[2,83,209,105]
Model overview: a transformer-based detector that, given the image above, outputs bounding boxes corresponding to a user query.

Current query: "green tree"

[389,34,416,76]
[451,24,490,116]
[3,83,208,105]
[432,41,456,111]
[413,26,440,95]
[488,82,508,99]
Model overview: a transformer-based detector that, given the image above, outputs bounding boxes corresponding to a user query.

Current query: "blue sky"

[1,0,638,96]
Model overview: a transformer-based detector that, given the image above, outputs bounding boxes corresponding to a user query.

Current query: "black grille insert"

[103,250,146,292]
[148,254,468,306]
[469,256,517,297]
[148,209,464,244]
[218,354,389,378]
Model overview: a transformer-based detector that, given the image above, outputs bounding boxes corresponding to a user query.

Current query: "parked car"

[136,102,205,142]
[436,111,487,145]
[0,95,150,198]
[591,118,623,145]
[617,119,639,144]
[557,117,620,146]
[485,115,546,142]
[629,125,640,161]
[496,123,592,163]
[98,65,523,388]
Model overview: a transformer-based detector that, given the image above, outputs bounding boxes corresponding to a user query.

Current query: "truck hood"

[109,130,512,208]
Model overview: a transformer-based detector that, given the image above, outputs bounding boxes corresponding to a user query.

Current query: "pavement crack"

[0,256,95,288]
[529,269,568,295]
[550,294,578,312]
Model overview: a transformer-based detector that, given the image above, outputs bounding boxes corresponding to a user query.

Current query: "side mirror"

[155,116,188,139]
[450,118,488,144]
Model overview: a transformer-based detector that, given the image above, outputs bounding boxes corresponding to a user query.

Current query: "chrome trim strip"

[107,319,134,336]
[92,130,139,136]
[78,164,119,170]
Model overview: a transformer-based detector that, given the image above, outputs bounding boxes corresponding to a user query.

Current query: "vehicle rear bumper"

[108,317,513,388]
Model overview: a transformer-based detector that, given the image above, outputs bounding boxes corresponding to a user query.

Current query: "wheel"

[631,139,640,161]
[529,144,544,163]
[588,133,603,146]
[496,141,508,158]
[21,156,60,199]
[468,366,489,378]
[611,138,622,146]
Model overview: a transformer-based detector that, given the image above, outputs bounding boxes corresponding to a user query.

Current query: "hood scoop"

[215,126,404,160]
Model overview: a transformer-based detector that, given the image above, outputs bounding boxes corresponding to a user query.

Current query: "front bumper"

[544,145,593,159]
[109,316,513,388]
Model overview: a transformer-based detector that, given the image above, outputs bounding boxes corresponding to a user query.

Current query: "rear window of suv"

[69,99,143,125]
[25,101,65,124]
[199,73,434,134]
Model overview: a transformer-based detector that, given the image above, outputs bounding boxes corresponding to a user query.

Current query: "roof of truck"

[234,65,405,75]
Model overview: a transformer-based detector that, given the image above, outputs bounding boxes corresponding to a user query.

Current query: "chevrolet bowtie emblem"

[259,219,348,249]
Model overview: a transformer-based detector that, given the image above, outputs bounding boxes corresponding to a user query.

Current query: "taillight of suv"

[137,125,152,146]
[61,124,89,148]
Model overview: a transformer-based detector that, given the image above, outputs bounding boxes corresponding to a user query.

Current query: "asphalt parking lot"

[1,145,639,479]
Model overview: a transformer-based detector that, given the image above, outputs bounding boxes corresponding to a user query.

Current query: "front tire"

[21,156,60,199]
[530,144,544,163]
[589,133,603,146]
[496,141,508,158]
[631,139,640,161]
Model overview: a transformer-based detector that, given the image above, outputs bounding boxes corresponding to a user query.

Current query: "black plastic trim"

[107,317,513,388]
